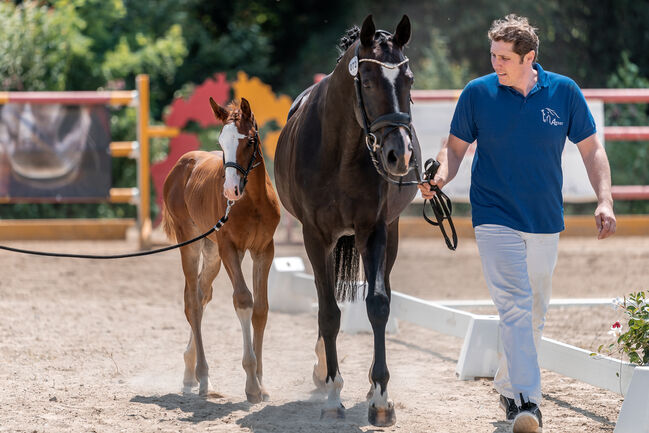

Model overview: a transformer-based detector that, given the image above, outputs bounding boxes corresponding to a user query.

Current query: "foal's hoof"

[320,404,345,420]
[368,401,396,427]
[246,392,263,404]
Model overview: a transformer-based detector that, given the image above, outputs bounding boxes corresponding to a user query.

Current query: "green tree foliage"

[414,28,471,90]
[0,1,91,91]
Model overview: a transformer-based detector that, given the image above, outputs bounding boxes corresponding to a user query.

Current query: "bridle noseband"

[350,39,421,186]
[223,130,261,194]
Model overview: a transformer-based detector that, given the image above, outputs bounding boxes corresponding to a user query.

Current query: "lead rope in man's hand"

[421,159,458,251]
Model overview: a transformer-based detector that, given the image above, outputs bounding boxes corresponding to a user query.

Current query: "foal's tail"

[161,205,177,243]
[333,236,365,302]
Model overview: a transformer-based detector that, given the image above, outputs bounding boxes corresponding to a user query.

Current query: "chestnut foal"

[162,97,280,402]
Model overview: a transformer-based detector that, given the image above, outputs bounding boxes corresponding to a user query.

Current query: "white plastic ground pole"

[614,366,649,433]
[267,256,314,313]
[455,315,501,380]
[340,298,399,334]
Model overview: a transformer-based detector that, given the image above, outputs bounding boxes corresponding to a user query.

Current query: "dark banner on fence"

[0,104,111,201]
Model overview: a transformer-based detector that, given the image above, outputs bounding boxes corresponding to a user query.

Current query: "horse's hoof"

[246,392,263,404]
[261,390,270,402]
[368,402,396,427]
[320,404,345,420]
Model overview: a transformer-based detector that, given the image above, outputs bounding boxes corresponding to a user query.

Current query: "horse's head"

[210,97,260,201]
[352,15,413,177]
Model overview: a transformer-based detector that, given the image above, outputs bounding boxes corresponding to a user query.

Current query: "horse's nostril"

[387,150,398,166]
[234,186,239,196]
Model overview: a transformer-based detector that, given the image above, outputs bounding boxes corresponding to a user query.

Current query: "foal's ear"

[240,97,252,120]
[393,15,411,47]
[360,14,375,47]
[209,97,229,122]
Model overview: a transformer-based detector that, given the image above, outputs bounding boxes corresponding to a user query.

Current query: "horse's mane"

[336,25,392,63]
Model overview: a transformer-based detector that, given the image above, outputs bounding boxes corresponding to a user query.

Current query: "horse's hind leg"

[179,238,212,396]
[220,241,263,403]
[313,333,327,390]
[250,240,274,401]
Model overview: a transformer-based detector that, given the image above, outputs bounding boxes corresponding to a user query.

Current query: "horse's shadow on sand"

[131,390,378,432]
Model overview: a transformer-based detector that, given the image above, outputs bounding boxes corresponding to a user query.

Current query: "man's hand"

[595,202,616,239]
[418,176,446,200]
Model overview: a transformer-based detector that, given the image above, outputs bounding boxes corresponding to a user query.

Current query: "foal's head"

[348,15,414,176]
[209,97,260,201]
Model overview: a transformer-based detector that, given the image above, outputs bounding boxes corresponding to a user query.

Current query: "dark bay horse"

[162,97,281,403]
[274,15,421,426]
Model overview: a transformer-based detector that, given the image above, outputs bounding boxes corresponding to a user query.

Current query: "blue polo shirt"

[450,63,596,233]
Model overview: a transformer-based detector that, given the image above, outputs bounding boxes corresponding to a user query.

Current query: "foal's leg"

[183,239,222,393]
[220,240,263,403]
[303,228,344,419]
[250,240,274,401]
[178,238,212,396]
[358,220,397,427]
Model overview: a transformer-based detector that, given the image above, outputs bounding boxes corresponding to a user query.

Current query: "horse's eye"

[362,79,372,89]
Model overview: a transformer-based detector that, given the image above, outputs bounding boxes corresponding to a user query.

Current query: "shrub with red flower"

[598,291,649,365]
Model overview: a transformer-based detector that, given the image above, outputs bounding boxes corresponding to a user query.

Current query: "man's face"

[490,40,533,89]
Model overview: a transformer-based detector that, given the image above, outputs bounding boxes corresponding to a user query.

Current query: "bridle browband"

[351,39,422,186]
[223,129,262,194]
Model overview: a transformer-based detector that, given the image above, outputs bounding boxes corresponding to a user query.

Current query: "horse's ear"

[360,15,375,47]
[240,97,252,120]
[209,97,229,122]
[393,15,411,47]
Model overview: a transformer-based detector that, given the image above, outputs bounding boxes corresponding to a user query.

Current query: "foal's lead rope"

[0,200,235,259]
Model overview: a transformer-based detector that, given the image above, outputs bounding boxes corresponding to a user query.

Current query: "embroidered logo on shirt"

[541,108,564,126]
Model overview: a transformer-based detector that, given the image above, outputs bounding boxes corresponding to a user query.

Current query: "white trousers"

[474,224,559,406]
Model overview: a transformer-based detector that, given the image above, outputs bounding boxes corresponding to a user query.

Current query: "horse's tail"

[161,204,177,243]
[333,235,365,302]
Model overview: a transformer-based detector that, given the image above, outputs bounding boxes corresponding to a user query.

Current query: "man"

[418,14,616,433]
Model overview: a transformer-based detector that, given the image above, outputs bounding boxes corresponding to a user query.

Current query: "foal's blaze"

[162,97,280,403]
[357,14,413,176]
[209,97,259,201]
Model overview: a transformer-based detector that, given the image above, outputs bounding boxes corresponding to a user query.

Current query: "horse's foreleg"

[303,229,344,419]
[180,242,211,395]
[359,221,397,427]
[221,242,263,403]
[250,241,274,402]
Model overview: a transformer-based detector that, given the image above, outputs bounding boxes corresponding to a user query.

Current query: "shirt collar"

[534,63,549,88]
[496,63,548,95]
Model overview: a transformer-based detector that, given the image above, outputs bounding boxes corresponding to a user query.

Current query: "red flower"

[612,321,621,329]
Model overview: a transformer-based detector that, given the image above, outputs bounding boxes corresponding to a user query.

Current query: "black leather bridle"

[351,39,422,186]
[350,39,458,250]
[223,130,261,194]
